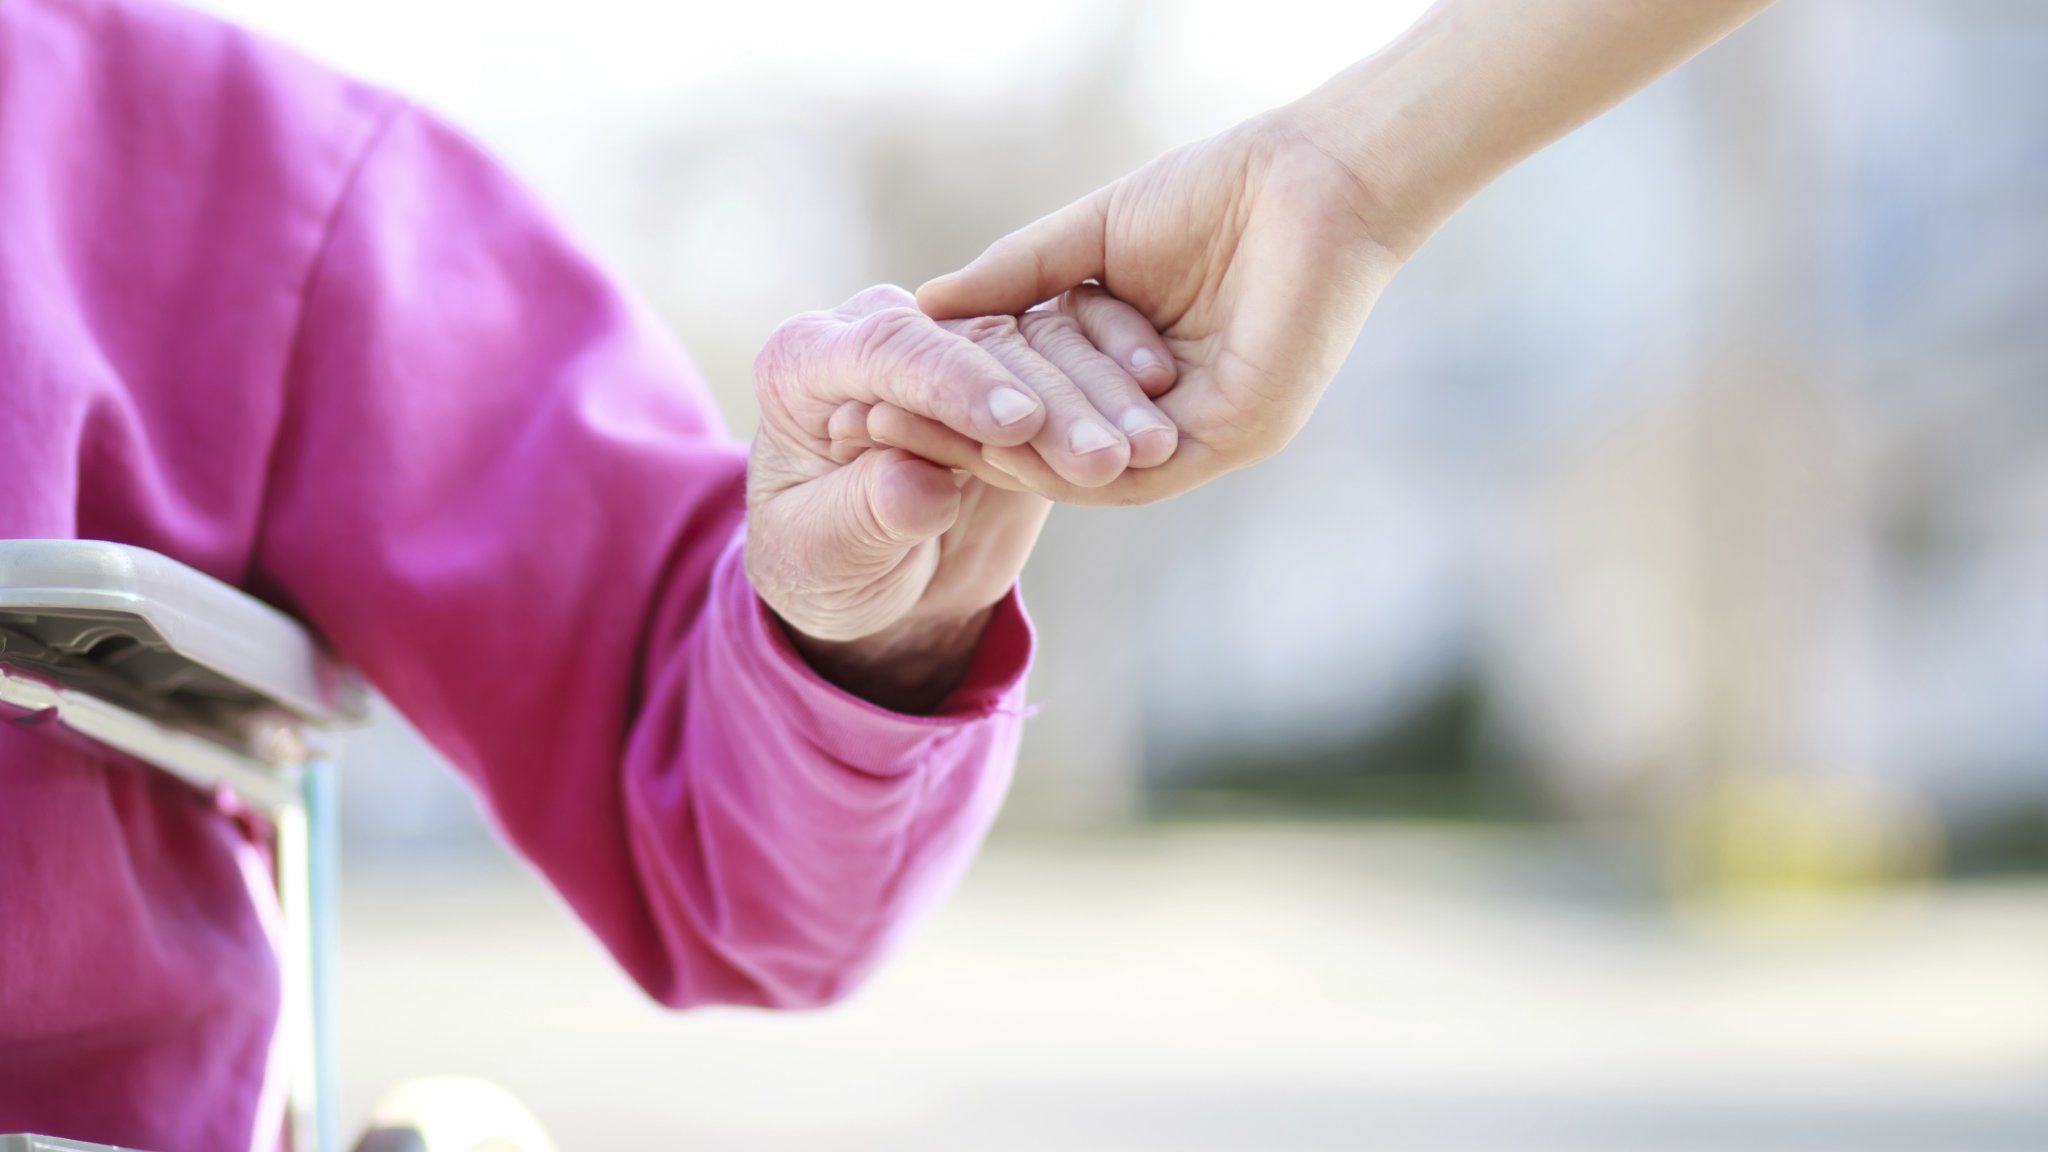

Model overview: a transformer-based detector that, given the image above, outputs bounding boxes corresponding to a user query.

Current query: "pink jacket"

[0,1,1034,1148]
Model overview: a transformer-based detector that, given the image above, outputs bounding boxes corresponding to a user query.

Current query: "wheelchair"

[0,541,553,1152]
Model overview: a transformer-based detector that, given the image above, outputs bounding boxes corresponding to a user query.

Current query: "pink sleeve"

[250,103,1032,1009]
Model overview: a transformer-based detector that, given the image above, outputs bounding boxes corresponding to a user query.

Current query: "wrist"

[780,604,995,715]
[1279,7,1505,262]
[1279,67,1453,263]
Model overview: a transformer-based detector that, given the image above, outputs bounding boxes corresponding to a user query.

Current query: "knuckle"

[1018,309,1085,349]
[851,308,978,426]
[754,311,833,400]
[754,313,807,376]
[845,283,917,314]
[849,305,935,362]
[947,313,1022,346]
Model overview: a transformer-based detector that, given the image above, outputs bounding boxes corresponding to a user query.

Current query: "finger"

[826,400,876,464]
[948,315,1130,488]
[867,403,1038,493]
[916,187,1112,320]
[1058,284,1179,398]
[984,433,1227,509]
[805,303,1047,446]
[1020,308,1178,470]
[926,480,1054,613]
[982,442,1080,500]
[750,448,961,643]
[861,449,963,547]
[809,446,962,561]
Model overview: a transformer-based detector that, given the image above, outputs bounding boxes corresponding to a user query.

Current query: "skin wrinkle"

[1017,311,1091,359]
[752,280,1163,705]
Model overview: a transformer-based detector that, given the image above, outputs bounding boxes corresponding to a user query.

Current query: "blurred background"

[191,1,2048,1147]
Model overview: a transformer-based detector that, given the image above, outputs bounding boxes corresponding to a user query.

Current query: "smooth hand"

[900,110,1404,505]
[899,0,1770,506]
[746,285,1173,711]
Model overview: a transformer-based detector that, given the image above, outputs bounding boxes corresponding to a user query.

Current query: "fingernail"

[1119,410,1172,438]
[989,387,1039,426]
[1068,422,1121,455]
[1129,347,1164,374]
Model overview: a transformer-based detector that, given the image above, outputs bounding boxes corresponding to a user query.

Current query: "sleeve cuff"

[709,534,1035,769]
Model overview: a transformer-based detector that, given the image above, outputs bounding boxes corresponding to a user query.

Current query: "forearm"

[1292,0,1774,258]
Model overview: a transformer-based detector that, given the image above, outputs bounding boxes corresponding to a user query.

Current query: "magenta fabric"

[0,1,1034,1148]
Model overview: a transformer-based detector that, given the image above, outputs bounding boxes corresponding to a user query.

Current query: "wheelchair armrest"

[0,1137,149,1151]
[0,539,364,729]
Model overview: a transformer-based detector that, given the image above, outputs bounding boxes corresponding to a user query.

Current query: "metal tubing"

[306,753,341,1152]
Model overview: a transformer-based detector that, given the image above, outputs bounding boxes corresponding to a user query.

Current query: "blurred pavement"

[337,826,2048,1151]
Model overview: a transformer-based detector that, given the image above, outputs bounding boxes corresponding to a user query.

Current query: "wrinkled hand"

[746,285,1174,711]
[900,111,1405,505]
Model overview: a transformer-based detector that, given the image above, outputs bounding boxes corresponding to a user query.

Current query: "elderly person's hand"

[881,0,1770,505]
[746,284,1174,711]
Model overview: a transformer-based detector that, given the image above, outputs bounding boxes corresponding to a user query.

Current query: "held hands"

[891,110,1406,506]
[750,2,1777,702]
[885,0,1775,504]
[745,284,1177,711]
[748,114,1396,705]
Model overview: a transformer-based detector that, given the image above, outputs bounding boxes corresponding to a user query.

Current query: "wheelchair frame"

[0,541,364,1152]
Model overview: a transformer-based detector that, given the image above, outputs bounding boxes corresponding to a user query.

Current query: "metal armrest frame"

[0,541,361,1152]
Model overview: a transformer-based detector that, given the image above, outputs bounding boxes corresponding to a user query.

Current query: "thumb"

[776,444,961,580]
[916,186,1111,320]
[838,447,964,555]
[751,449,964,642]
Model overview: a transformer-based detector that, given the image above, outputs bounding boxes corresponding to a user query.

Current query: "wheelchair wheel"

[349,1077,555,1152]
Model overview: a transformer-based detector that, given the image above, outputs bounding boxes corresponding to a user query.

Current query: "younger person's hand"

[893,0,1767,507]
[902,118,1399,506]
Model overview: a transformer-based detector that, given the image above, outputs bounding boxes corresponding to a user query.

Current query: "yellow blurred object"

[1670,769,1943,931]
